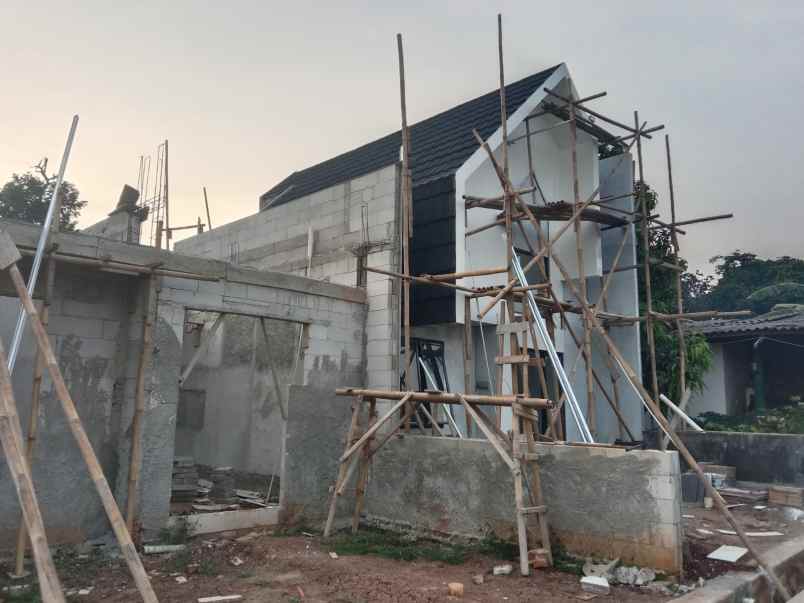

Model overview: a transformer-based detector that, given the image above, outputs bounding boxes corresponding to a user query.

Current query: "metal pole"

[8,115,79,372]
[512,250,594,443]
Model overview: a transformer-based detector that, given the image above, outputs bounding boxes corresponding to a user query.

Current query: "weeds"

[328,528,517,566]
[198,557,218,576]
[158,518,191,545]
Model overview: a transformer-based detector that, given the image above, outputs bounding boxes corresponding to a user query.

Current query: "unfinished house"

[0,215,367,550]
[176,62,643,444]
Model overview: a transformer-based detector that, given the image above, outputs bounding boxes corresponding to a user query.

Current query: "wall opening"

[170,310,303,528]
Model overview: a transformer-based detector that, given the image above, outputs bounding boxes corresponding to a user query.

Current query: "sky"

[2,1,803,275]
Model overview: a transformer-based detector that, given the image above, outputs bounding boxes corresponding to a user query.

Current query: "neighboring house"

[176,62,644,443]
[687,305,804,417]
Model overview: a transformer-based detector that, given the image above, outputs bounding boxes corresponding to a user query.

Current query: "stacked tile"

[171,457,199,502]
[209,466,236,503]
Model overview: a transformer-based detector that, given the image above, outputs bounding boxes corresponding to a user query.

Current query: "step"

[495,354,530,365]
[518,505,546,515]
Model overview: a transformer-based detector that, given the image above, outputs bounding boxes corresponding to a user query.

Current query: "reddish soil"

[2,529,669,602]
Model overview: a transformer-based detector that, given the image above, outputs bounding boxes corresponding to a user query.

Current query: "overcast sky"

[2,1,803,274]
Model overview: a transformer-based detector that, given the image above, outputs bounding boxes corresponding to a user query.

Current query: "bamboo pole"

[477,128,639,442]
[179,312,225,386]
[503,188,792,600]
[7,263,158,603]
[663,134,685,450]
[324,398,363,537]
[569,100,595,436]
[463,296,474,437]
[259,318,288,421]
[634,111,660,406]
[475,122,647,319]
[397,34,413,395]
[352,399,377,533]
[0,335,65,602]
[335,388,550,408]
[13,256,56,576]
[125,275,157,533]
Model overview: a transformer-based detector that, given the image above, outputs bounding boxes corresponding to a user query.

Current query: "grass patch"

[551,544,584,575]
[5,587,40,602]
[166,549,191,573]
[328,529,519,565]
[158,518,191,545]
[198,557,218,576]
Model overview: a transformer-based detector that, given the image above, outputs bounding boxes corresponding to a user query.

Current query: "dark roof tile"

[260,65,561,208]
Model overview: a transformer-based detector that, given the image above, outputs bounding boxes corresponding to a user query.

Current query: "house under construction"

[0,15,798,603]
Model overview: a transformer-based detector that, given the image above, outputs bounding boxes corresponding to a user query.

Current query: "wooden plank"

[495,322,529,335]
[179,312,225,387]
[495,354,530,365]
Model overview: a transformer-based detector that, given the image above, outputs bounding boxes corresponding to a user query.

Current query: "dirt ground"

[681,499,804,579]
[1,528,671,602]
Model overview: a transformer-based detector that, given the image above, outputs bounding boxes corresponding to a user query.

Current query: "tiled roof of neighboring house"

[260,65,562,209]
[689,305,804,338]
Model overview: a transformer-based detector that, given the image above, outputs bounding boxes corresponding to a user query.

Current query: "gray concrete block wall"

[0,266,137,548]
[175,164,400,389]
[364,437,683,573]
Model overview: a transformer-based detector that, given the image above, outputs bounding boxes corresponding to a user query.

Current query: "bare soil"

[2,529,669,602]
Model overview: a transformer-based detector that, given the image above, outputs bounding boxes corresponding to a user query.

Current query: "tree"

[0,161,87,231]
[686,251,804,314]
[634,181,712,401]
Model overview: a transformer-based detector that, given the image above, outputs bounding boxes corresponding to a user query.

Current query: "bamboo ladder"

[495,301,553,574]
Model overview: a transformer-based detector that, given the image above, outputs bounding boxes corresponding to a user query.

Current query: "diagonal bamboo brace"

[0,230,159,603]
[0,336,65,602]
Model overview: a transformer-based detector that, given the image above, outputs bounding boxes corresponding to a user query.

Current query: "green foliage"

[550,543,584,575]
[686,252,804,314]
[328,529,516,565]
[158,518,191,545]
[0,170,86,231]
[697,406,804,434]
[634,182,713,400]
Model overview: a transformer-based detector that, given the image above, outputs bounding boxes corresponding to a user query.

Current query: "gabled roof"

[690,305,804,338]
[260,64,562,209]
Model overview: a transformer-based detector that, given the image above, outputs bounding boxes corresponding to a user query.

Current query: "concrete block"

[102,320,121,341]
[366,340,392,357]
[47,315,104,338]
[366,323,393,342]
[367,355,394,372]
[60,299,120,321]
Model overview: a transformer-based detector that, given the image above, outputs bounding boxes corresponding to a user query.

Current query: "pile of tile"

[171,457,199,503]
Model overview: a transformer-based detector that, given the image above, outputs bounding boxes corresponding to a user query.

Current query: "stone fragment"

[580,575,610,595]
[492,564,513,576]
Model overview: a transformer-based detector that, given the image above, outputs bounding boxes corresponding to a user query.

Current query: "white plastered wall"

[445,68,610,434]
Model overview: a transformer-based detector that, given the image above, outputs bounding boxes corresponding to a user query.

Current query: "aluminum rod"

[8,115,78,372]
[511,249,593,443]
[417,357,463,438]
[659,393,703,432]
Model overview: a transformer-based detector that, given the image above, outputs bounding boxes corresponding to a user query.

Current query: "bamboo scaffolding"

[13,255,56,577]
[479,131,638,442]
[569,99,596,436]
[5,258,158,603]
[476,121,648,319]
[470,115,789,596]
[0,333,65,602]
[397,34,413,396]
[635,111,661,405]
